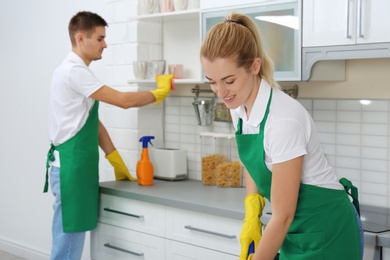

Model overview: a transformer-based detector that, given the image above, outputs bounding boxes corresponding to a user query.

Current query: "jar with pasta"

[200,132,242,187]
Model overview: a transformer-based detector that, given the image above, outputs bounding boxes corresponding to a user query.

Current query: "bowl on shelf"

[146,60,166,79]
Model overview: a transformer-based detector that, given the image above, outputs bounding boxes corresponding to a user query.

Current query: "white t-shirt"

[48,51,103,147]
[231,80,343,190]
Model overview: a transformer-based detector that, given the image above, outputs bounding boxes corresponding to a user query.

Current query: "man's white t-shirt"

[231,80,343,190]
[48,52,104,165]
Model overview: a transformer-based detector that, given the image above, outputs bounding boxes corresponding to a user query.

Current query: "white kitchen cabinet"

[131,10,204,85]
[131,0,301,84]
[92,193,243,259]
[383,248,390,259]
[301,0,390,80]
[303,0,390,47]
[91,223,165,260]
[165,207,242,255]
[166,240,237,259]
[98,194,166,237]
[201,0,301,81]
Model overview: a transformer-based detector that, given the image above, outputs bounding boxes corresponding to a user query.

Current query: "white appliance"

[149,148,187,180]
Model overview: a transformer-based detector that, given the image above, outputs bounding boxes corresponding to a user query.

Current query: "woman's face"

[201,56,261,112]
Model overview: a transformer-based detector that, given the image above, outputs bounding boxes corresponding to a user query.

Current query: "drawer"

[166,239,238,260]
[91,223,165,260]
[165,207,241,255]
[98,194,165,237]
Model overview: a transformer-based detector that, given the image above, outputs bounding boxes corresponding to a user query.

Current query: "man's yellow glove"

[106,149,137,181]
[150,74,174,105]
[240,193,266,260]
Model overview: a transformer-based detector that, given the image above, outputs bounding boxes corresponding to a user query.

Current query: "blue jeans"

[50,166,85,260]
[353,204,364,260]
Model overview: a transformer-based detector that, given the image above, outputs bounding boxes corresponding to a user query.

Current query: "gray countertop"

[99,179,272,221]
[99,179,379,246]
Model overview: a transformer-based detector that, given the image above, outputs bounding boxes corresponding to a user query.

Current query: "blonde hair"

[200,12,279,88]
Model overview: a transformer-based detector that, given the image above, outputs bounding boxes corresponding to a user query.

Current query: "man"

[44,11,173,259]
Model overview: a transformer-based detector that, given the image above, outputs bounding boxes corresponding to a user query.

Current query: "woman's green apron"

[235,90,361,259]
[44,101,99,233]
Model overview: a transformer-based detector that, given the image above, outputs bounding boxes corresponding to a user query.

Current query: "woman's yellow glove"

[106,149,137,181]
[150,74,174,105]
[240,193,266,260]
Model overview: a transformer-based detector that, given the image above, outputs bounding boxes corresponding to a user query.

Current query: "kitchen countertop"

[99,179,381,246]
[99,179,271,222]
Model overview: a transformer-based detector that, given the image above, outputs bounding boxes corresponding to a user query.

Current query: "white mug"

[138,0,156,15]
[133,61,148,80]
[173,0,188,11]
[168,64,184,78]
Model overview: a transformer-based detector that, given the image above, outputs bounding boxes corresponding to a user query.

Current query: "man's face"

[79,26,107,65]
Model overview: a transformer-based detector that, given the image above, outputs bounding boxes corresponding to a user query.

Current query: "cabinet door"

[357,0,390,44]
[383,247,390,260]
[98,194,165,237]
[166,207,241,255]
[202,1,301,81]
[303,0,357,47]
[166,239,238,260]
[91,223,165,260]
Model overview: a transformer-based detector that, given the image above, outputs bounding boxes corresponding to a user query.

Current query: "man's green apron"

[235,90,361,259]
[44,101,99,233]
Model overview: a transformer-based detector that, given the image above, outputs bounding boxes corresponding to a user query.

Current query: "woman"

[200,12,363,260]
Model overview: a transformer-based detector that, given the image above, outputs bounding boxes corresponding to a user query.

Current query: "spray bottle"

[136,136,155,186]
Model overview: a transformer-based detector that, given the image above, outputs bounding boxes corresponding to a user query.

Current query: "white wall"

[0,1,108,259]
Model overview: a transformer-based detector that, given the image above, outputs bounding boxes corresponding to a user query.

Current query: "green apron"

[235,90,361,259]
[44,101,99,233]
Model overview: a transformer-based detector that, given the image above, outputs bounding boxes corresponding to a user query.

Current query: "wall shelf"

[128,78,207,85]
[131,9,200,22]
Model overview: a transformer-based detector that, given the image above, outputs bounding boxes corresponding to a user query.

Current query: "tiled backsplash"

[163,96,390,208]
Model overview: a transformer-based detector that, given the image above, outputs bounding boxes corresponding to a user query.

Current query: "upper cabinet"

[130,9,202,85]
[301,0,390,80]
[201,0,301,81]
[132,0,390,83]
[131,0,301,84]
[303,0,390,47]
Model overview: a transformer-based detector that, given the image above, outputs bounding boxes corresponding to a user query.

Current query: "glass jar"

[214,102,232,122]
[200,132,242,187]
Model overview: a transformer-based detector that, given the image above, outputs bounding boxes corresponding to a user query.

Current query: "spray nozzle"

[139,136,155,148]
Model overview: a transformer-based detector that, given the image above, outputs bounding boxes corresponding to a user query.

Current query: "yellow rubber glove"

[150,74,174,105]
[240,193,266,260]
[106,149,137,181]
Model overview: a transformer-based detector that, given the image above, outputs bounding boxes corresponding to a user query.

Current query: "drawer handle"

[104,243,144,257]
[103,208,143,219]
[184,225,236,239]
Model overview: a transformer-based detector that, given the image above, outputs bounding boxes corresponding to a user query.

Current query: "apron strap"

[339,177,360,216]
[237,118,243,134]
[44,144,56,193]
[259,89,273,133]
